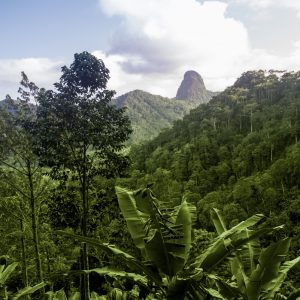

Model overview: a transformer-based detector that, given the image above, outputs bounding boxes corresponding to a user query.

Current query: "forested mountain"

[121,70,300,257]
[113,70,215,143]
[1,52,300,298]
[113,90,194,143]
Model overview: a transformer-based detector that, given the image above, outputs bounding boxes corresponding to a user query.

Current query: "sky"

[1,0,300,99]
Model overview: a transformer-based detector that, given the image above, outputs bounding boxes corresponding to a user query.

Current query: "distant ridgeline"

[113,70,216,143]
[0,97,20,114]
[122,70,300,257]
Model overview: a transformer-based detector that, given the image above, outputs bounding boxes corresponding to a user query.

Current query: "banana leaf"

[194,215,268,272]
[12,282,46,300]
[246,238,291,300]
[211,209,251,294]
[115,186,147,254]
[230,256,248,295]
[210,208,227,235]
[117,187,195,277]
[207,274,242,299]
[261,256,300,300]
[175,200,194,259]
[217,213,265,240]
[0,262,18,285]
[144,229,185,276]
[84,267,148,287]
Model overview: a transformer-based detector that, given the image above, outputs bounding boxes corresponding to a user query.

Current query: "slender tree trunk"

[81,149,89,300]
[281,180,285,200]
[239,114,242,132]
[296,107,298,144]
[250,108,253,133]
[20,218,29,288]
[46,247,51,275]
[270,144,273,163]
[27,161,44,286]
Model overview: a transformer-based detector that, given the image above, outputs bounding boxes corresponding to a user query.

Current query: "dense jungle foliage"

[0,52,299,300]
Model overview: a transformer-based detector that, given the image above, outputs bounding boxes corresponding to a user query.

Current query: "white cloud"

[0,58,62,99]
[98,0,251,95]
[92,50,183,96]
[94,0,300,96]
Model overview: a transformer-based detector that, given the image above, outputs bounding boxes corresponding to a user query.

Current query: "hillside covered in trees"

[113,90,194,143]
[122,69,300,253]
[117,69,300,298]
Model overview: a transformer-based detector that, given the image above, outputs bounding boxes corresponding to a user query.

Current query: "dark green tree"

[30,51,132,299]
[0,78,46,289]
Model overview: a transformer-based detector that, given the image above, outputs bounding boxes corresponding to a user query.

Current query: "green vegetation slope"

[121,70,300,258]
[113,90,195,143]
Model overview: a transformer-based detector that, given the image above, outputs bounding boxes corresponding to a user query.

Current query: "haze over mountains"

[114,70,216,143]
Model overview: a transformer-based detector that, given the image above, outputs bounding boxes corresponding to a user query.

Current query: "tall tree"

[30,51,132,299]
[0,77,45,288]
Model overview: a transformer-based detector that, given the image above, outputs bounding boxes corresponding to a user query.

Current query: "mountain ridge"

[114,70,215,143]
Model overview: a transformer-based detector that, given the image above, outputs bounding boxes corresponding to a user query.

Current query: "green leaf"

[262,256,300,300]
[134,188,158,215]
[230,256,248,295]
[45,288,68,300]
[204,287,227,299]
[13,282,46,300]
[211,209,259,283]
[145,229,185,276]
[210,208,227,235]
[85,267,148,287]
[207,274,241,299]
[175,200,194,259]
[115,186,147,253]
[195,220,269,272]
[218,213,265,240]
[118,187,195,277]
[69,291,81,300]
[0,262,18,285]
[247,238,291,300]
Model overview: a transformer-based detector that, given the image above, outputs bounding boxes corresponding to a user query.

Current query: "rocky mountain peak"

[176,70,210,103]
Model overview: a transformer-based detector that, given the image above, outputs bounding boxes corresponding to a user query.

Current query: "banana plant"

[58,186,276,300]
[13,282,47,300]
[0,262,18,299]
[0,261,46,300]
[210,208,300,300]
